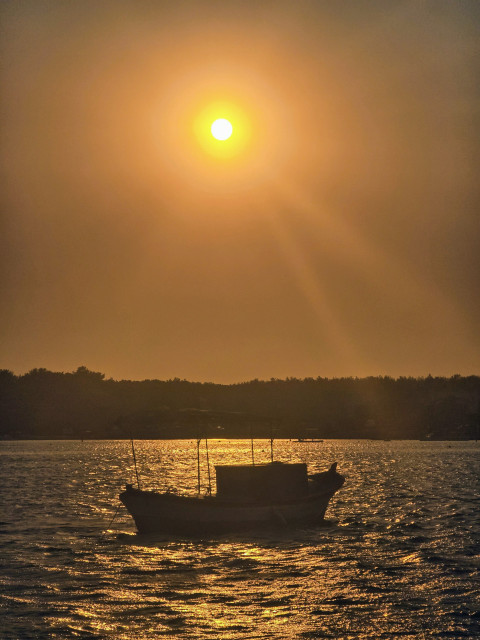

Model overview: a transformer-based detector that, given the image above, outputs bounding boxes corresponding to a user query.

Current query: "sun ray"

[265,206,366,373]
[270,179,473,373]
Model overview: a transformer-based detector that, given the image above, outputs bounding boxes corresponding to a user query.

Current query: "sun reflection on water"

[2,440,480,639]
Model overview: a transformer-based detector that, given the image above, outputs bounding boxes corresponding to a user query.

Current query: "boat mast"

[205,437,212,494]
[249,425,255,466]
[130,437,141,489]
[196,437,202,494]
[270,425,275,462]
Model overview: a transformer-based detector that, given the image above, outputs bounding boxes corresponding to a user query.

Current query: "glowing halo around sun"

[153,72,293,193]
[211,118,233,140]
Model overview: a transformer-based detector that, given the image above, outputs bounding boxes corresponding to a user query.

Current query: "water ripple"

[1,439,479,639]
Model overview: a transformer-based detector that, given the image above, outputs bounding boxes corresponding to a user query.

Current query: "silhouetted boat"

[119,449,345,535]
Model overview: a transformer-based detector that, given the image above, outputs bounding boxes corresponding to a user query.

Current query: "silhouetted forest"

[0,367,479,440]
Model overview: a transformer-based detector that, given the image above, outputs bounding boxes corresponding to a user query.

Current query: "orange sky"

[1,0,479,382]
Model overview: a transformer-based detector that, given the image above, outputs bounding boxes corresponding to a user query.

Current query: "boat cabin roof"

[215,462,308,502]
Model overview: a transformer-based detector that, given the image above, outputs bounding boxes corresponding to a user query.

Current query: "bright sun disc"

[211,118,233,141]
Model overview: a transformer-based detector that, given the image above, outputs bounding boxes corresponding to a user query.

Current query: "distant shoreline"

[1,369,479,441]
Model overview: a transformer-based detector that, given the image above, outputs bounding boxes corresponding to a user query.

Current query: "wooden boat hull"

[119,475,344,535]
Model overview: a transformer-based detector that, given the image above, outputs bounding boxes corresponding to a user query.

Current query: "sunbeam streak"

[268,179,476,373]
[266,208,366,371]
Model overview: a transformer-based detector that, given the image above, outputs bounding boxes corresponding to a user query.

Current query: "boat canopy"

[215,462,308,503]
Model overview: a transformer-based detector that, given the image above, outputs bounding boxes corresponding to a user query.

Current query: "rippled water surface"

[1,439,479,639]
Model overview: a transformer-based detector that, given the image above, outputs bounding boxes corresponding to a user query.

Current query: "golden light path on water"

[2,439,479,639]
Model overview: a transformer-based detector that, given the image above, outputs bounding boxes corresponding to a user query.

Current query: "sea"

[1,439,479,639]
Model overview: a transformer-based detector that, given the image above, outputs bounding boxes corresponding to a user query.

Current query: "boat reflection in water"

[120,439,345,535]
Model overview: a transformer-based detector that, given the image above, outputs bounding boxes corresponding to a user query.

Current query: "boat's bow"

[308,462,345,495]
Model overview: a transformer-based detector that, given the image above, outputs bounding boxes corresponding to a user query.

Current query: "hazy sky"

[1,0,479,382]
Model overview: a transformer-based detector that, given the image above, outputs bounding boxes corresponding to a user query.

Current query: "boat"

[119,441,345,535]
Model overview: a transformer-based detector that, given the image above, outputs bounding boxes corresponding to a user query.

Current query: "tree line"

[0,367,479,440]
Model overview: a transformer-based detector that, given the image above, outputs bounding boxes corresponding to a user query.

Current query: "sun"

[189,101,250,159]
[211,118,233,141]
